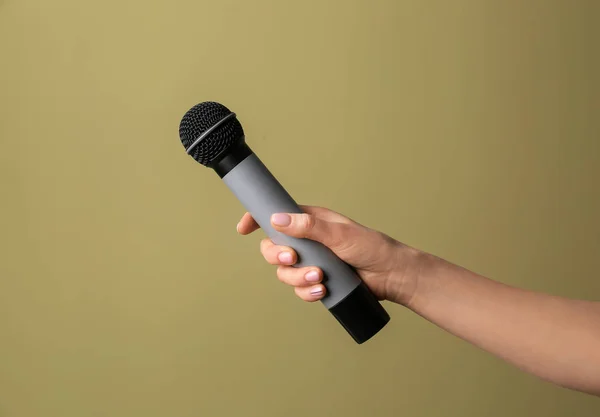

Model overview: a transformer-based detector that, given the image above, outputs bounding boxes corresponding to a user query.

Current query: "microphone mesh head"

[178,101,245,166]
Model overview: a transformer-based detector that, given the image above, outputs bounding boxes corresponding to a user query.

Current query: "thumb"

[270,212,354,251]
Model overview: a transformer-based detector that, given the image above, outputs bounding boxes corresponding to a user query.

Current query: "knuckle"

[276,265,287,281]
[260,247,270,260]
[299,213,316,234]
[265,249,279,264]
[259,238,269,251]
[294,287,308,300]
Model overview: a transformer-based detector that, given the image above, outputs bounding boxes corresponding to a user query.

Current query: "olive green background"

[1,0,599,416]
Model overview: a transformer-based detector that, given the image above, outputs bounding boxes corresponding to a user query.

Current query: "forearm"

[395,249,600,396]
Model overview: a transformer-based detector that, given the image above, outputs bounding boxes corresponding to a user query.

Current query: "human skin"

[237,205,600,397]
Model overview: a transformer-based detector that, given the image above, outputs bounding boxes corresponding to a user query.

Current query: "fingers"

[270,212,356,251]
[277,266,326,302]
[276,265,323,286]
[237,205,354,236]
[237,212,260,235]
[259,239,326,302]
[260,239,297,265]
[239,206,352,304]
[298,205,353,224]
[295,284,326,302]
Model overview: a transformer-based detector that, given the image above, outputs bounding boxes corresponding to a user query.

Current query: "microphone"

[177,101,390,344]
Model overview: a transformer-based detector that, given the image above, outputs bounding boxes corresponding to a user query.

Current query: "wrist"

[385,241,431,307]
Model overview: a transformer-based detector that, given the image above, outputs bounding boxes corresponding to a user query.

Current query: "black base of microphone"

[212,139,253,178]
[329,282,390,344]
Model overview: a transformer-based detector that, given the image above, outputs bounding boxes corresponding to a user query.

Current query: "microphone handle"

[221,152,390,344]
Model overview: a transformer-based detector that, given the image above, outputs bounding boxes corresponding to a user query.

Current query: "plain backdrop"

[1,1,599,416]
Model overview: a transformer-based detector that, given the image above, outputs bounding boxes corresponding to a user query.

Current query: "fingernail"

[305,270,320,282]
[310,287,324,296]
[272,213,291,227]
[278,252,293,264]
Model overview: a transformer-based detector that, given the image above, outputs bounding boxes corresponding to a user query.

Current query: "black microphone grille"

[178,101,245,166]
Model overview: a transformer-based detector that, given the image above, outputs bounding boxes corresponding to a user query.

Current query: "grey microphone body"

[178,101,390,344]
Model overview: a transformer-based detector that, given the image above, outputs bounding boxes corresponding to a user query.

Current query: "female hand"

[237,205,418,305]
